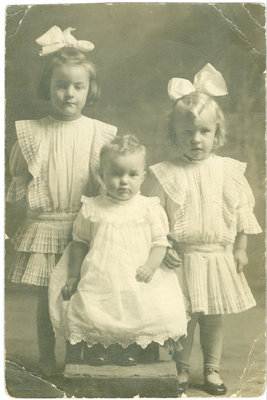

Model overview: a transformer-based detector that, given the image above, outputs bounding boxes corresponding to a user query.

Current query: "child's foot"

[115,351,136,366]
[176,366,190,396]
[203,368,227,396]
[84,344,110,366]
[109,349,137,366]
[108,344,137,366]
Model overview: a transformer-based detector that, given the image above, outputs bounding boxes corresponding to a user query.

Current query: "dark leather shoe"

[203,381,227,396]
[111,352,137,366]
[177,381,189,397]
[84,344,110,366]
[176,366,190,396]
[107,344,137,366]
[204,368,227,396]
[86,354,109,366]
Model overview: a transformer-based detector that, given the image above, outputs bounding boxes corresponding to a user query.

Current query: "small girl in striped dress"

[6,26,117,376]
[147,64,262,396]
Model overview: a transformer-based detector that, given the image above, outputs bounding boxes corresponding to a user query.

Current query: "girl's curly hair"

[100,134,146,169]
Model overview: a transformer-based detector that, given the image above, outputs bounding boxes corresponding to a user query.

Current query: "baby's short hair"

[38,47,99,105]
[100,134,146,169]
[168,91,226,149]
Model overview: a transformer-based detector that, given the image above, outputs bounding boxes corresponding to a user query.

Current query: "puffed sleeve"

[6,141,31,203]
[237,175,262,234]
[146,198,170,248]
[72,210,91,245]
[72,196,94,244]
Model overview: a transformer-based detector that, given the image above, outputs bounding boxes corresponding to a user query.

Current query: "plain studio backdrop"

[5,3,265,286]
[4,4,265,397]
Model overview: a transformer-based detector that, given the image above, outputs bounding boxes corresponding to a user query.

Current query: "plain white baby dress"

[49,193,187,348]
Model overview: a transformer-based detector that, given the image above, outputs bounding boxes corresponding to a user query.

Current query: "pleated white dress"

[149,154,262,315]
[7,116,117,286]
[49,194,188,348]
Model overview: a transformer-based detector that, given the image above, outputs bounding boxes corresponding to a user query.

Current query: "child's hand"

[61,277,79,301]
[164,248,182,269]
[136,264,154,284]
[234,249,248,273]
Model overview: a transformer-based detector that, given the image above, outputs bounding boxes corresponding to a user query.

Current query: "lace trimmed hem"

[57,327,186,349]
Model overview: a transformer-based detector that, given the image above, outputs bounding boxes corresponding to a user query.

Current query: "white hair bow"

[36,25,95,56]
[168,63,228,100]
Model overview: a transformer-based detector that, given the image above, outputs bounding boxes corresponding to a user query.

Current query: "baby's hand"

[164,248,182,269]
[234,249,248,273]
[136,264,154,284]
[61,277,79,301]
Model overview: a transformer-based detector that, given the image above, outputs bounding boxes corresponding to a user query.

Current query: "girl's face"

[174,106,217,161]
[101,152,146,201]
[50,64,90,121]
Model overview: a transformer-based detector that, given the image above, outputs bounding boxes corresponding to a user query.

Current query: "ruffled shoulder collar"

[222,156,247,226]
[149,161,188,205]
[80,194,161,224]
[223,156,247,176]
[89,119,117,174]
[150,155,247,208]
[15,120,41,177]
[15,119,47,209]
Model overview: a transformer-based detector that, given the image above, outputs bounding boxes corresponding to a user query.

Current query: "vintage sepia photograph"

[4,2,266,398]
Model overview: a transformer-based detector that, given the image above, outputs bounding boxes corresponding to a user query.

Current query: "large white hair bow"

[36,25,95,56]
[168,63,228,100]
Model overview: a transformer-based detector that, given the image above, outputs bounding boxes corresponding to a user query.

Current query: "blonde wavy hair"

[168,92,226,150]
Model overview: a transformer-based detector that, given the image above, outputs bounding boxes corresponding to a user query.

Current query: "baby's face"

[174,107,217,161]
[50,64,90,121]
[101,152,146,201]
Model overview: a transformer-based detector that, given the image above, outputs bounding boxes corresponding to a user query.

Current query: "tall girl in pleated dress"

[49,135,187,367]
[148,63,262,396]
[6,26,117,376]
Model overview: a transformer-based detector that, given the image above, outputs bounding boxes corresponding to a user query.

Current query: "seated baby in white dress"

[49,134,187,366]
